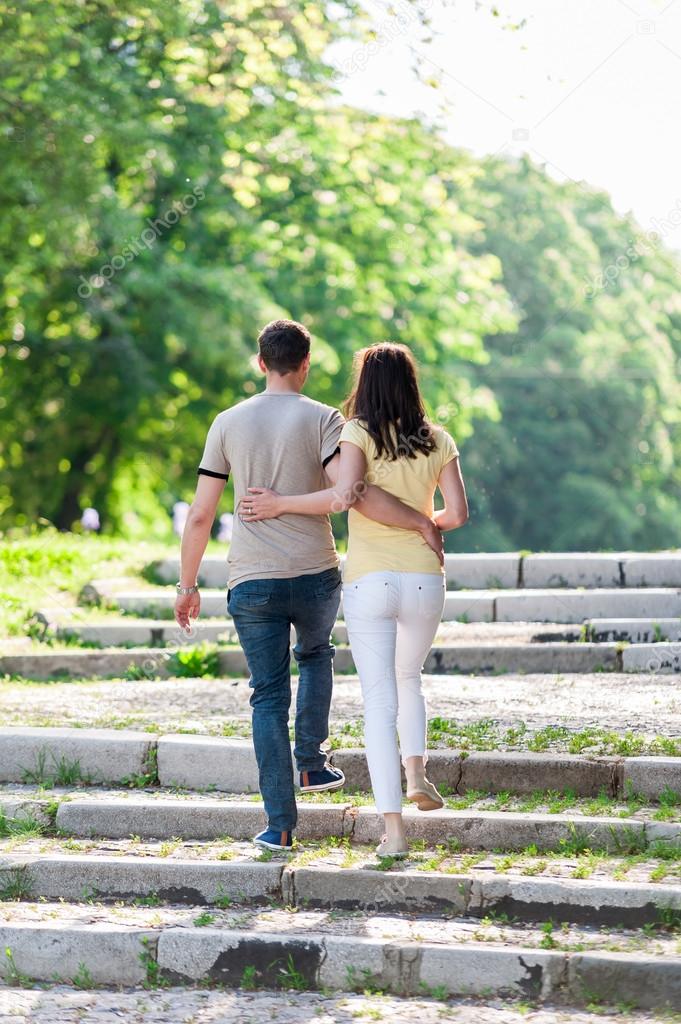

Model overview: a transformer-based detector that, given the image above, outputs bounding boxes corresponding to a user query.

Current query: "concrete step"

[522,552,681,589]
[49,794,681,851]
[153,553,524,589]
[1,900,680,1007]
[3,728,681,799]
[46,617,595,648]
[152,551,681,590]
[587,618,681,643]
[491,589,681,623]
[84,582,681,623]
[3,848,681,928]
[56,618,239,646]
[0,727,155,786]
[0,641,635,681]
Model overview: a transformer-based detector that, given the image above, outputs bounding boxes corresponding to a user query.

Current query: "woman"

[241,343,468,857]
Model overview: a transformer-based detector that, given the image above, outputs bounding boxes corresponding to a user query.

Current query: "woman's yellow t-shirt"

[340,418,459,584]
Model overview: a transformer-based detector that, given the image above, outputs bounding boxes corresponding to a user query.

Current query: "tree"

[463,154,681,550]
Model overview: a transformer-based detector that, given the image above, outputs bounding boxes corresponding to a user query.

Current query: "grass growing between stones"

[0,866,32,901]
[5,699,681,764]
[21,749,91,788]
[442,786,681,820]
[2,947,32,987]
[0,811,47,841]
[426,718,681,757]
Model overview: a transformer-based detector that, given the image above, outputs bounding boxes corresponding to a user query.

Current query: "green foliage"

[539,920,557,949]
[3,947,32,987]
[241,964,259,990]
[0,533,171,635]
[464,154,681,551]
[169,642,219,678]
[0,867,33,901]
[139,935,167,988]
[0,3,680,551]
[193,911,215,927]
[0,811,47,841]
[21,748,89,787]
[273,953,308,991]
[73,962,95,989]
[122,745,159,788]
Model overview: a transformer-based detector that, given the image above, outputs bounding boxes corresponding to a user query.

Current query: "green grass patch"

[0,533,180,638]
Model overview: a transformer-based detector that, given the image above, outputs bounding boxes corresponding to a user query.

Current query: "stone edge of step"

[6,640,681,679]
[150,551,681,591]
[1,729,681,799]
[48,797,681,852]
[2,852,681,927]
[0,918,679,1008]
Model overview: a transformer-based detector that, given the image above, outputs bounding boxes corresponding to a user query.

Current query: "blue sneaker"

[299,763,345,793]
[253,828,293,851]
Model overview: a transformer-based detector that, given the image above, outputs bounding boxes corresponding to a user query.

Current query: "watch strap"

[175,582,199,595]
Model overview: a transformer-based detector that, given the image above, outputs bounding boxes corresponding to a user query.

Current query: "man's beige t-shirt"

[198,392,344,588]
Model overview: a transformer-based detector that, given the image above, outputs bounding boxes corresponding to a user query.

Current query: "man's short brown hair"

[257,319,311,374]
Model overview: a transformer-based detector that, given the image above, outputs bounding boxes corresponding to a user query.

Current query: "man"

[174,319,442,851]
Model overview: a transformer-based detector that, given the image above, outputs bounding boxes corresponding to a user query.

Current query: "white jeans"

[342,571,446,813]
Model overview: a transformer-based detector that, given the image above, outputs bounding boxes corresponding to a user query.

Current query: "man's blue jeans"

[227,567,342,832]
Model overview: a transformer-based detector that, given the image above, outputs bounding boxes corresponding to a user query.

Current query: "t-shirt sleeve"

[439,430,459,471]
[198,416,230,481]
[339,417,370,455]
[321,408,345,468]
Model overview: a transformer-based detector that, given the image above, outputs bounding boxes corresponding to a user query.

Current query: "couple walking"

[174,320,468,858]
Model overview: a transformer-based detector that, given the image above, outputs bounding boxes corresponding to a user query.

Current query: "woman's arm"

[434,457,468,531]
[239,441,366,521]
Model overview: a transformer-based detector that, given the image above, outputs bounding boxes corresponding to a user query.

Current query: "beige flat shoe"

[375,834,409,859]
[406,777,444,811]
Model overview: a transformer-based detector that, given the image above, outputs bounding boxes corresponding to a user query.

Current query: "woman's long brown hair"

[343,342,436,461]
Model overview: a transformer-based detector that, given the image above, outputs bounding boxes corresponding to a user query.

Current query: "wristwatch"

[175,582,199,595]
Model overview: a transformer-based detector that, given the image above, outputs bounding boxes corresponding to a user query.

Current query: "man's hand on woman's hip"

[420,518,444,565]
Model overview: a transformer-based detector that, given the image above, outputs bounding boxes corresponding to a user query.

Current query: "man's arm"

[174,475,225,630]
[324,453,443,564]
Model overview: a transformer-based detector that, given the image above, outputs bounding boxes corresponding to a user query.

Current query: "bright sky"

[330,0,681,250]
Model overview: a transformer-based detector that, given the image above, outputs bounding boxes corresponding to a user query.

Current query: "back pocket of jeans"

[229,580,274,609]
[343,575,391,619]
[417,579,446,617]
[313,569,342,599]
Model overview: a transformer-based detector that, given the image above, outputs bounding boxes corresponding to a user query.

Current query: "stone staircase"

[2,550,681,1015]
[7,550,681,680]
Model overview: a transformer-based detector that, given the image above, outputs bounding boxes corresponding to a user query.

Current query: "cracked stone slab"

[419,945,565,1001]
[289,865,471,916]
[469,876,681,928]
[157,926,568,998]
[0,854,283,905]
[567,951,681,1010]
